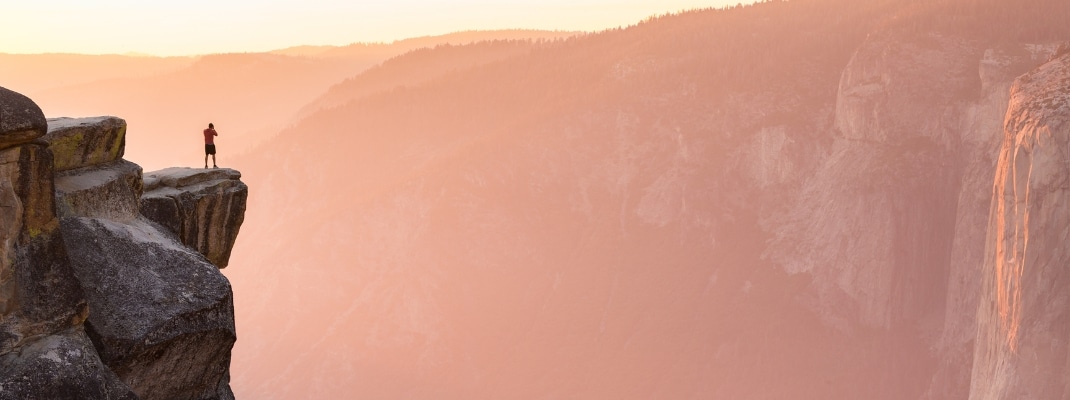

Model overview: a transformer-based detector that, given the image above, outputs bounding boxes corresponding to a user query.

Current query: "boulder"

[61,216,235,400]
[43,117,126,172]
[142,167,247,268]
[55,160,143,221]
[0,327,136,400]
[0,86,47,149]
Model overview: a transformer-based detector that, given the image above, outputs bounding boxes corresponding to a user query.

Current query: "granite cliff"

[0,86,247,399]
[759,34,1056,399]
[969,51,1070,400]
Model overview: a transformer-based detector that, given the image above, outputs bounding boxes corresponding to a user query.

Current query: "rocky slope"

[969,51,1070,400]
[0,86,248,399]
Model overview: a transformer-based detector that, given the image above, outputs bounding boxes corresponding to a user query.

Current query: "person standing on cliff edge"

[204,123,218,168]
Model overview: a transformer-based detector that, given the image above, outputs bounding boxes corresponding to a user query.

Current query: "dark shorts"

[205,144,216,155]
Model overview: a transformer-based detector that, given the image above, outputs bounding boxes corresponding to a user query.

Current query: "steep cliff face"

[767,33,982,331]
[61,217,236,399]
[969,52,1070,400]
[760,34,1055,399]
[0,86,248,399]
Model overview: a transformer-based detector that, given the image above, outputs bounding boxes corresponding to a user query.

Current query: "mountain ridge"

[223,1,1070,398]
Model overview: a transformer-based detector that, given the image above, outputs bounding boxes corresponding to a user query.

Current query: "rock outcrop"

[142,168,248,268]
[0,87,248,399]
[0,87,134,398]
[969,52,1070,400]
[44,117,126,172]
[55,160,143,221]
[61,218,235,400]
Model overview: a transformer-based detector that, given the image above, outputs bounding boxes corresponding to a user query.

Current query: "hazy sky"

[3,0,739,56]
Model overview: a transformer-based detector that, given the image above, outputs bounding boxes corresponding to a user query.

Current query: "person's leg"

[205,153,209,168]
[212,154,217,168]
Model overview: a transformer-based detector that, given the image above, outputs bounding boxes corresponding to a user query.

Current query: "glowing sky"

[3,0,740,56]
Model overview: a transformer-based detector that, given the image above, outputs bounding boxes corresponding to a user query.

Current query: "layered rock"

[0,88,247,400]
[969,52,1070,400]
[44,117,244,399]
[0,88,87,355]
[0,87,134,397]
[142,168,248,268]
[44,117,126,172]
[55,160,143,221]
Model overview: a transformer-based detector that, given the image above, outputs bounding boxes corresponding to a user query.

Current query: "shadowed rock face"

[970,52,1070,400]
[141,167,248,268]
[0,328,136,400]
[61,217,236,400]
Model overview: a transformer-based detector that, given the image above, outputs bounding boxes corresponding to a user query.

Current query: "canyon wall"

[970,51,1070,400]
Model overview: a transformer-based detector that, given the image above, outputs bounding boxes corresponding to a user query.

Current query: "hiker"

[204,123,218,168]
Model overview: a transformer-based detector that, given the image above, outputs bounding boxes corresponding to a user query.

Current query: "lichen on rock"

[44,117,127,172]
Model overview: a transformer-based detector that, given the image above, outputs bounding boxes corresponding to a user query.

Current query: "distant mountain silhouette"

[7,30,574,170]
[0,53,193,94]
[270,30,578,58]
[290,40,571,123]
[227,2,884,396]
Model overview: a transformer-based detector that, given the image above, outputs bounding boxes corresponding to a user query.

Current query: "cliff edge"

[969,51,1070,400]
[0,87,248,399]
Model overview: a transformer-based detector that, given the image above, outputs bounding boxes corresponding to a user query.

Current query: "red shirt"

[204,128,218,144]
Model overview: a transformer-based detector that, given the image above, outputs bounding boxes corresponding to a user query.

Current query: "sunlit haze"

[5,0,735,55]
